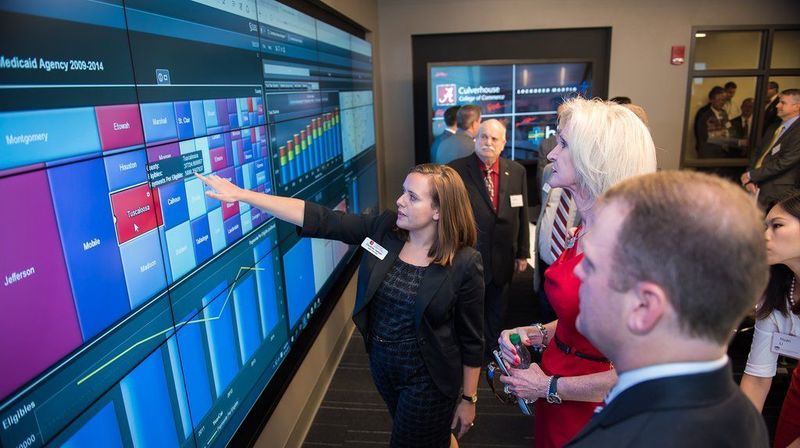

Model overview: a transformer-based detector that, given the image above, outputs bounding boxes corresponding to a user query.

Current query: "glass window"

[771,30,800,69]
[693,31,762,70]
[684,76,758,161]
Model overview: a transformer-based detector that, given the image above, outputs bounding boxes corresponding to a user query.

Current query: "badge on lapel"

[361,237,388,260]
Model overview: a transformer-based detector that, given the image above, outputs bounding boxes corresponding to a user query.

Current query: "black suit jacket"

[749,118,800,208]
[299,202,485,397]
[566,365,769,448]
[730,115,751,139]
[449,154,529,286]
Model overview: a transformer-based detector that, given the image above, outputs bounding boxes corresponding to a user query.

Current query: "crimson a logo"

[436,84,456,106]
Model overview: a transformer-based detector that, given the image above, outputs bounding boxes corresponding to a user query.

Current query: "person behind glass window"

[694,85,731,158]
[724,81,741,119]
[731,97,755,139]
[196,164,484,447]
[729,97,755,157]
[497,98,657,448]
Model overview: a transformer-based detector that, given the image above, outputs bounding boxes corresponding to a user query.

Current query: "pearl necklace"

[790,277,797,307]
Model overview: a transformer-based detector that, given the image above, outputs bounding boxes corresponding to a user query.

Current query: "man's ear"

[626,281,668,335]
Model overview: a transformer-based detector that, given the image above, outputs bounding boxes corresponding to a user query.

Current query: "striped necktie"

[550,190,572,260]
[755,125,785,169]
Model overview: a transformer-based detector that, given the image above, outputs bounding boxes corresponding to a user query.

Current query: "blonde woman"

[498,98,657,448]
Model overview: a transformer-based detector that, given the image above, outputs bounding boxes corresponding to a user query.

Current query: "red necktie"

[484,167,496,211]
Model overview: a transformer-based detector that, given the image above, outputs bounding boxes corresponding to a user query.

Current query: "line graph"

[76,266,265,386]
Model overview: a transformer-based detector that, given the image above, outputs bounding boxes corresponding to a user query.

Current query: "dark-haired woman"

[197,164,483,448]
[742,193,800,448]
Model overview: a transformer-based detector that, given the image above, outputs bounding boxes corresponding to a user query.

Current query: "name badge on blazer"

[361,237,388,260]
[771,332,800,359]
[510,194,524,208]
[772,144,782,155]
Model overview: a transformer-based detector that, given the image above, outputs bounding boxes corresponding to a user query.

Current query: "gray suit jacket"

[749,118,800,208]
[435,129,474,164]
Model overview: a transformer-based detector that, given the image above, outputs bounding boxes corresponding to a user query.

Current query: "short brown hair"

[781,88,800,103]
[456,105,481,131]
[600,171,768,344]
[397,164,477,266]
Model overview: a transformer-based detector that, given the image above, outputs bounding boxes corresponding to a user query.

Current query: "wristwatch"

[461,393,478,404]
[546,375,562,404]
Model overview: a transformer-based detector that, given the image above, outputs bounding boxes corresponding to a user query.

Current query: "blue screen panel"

[233,275,262,363]
[48,158,130,341]
[119,348,180,448]
[61,402,124,448]
[174,313,214,429]
[283,239,316,328]
[203,286,241,397]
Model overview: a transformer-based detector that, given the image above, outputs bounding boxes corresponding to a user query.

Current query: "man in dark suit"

[449,119,529,360]
[436,105,481,164]
[430,105,460,163]
[741,88,800,209]
[564,171,770,447]
[763,81,781,136]
[730,97,754,139]
[727,97,754,158]
[694,86,730,158]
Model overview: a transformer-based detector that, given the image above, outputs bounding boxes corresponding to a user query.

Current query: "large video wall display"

[0,1,377,447]
[429,62,592,161]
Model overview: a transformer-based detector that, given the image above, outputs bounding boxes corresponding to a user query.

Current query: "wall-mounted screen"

[428,61,592,161]
[0,0,376,447]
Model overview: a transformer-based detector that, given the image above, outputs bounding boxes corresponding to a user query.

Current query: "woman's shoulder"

[758,303,800,330]
[452,245,481,267]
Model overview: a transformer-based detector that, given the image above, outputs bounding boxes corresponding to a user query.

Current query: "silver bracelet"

[531,322,548,348]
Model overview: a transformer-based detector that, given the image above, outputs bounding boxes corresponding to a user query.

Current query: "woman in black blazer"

[197,164,484,447]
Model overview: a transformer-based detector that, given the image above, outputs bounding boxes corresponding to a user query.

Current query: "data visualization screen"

[429,62,592,161]
[0,1,376,447]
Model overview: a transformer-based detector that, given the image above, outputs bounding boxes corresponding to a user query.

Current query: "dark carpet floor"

[303,266,791,447]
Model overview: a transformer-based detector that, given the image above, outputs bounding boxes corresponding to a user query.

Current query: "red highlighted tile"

[111,184,158,244]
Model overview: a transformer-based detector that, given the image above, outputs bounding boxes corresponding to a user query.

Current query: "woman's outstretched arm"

[196,172,305,226]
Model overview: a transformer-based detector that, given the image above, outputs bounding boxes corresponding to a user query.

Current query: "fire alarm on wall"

[671,46,685,65]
